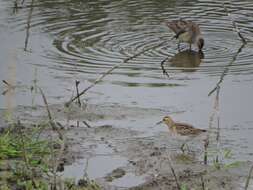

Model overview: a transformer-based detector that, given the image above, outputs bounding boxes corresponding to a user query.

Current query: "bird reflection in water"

[161,50,204,75]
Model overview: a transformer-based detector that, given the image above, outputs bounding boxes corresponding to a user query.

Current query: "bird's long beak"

[156,120,163,125]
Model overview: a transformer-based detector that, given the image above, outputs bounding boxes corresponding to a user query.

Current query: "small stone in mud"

[150,151,161,156]
[105,168,126,182]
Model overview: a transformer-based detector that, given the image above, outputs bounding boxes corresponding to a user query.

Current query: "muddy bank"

[0,103,252,189]
[60,124,253,190]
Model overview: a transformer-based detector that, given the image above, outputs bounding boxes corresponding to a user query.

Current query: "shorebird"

[157,116,207,153]
[166,19,204,51]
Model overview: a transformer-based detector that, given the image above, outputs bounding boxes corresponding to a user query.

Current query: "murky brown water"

[1,0,253,185]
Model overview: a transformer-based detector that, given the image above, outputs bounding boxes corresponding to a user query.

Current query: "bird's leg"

[177,42,181,52]
[185,143,191,152]
[181,142,191,153]
[189,43,192,50]
[180,143,185,153]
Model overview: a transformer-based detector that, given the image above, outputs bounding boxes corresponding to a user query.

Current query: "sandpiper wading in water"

[158,116,207,152]
[167,19,204,51]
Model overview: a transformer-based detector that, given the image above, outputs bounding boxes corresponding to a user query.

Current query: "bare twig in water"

[209,2,247,96]
[245,164,253,190]
[160,56,170,78]
[222,3,247,44]
[208,43,245,96]
[214,87,221,165]
[75,80,81,107]
[65,40,171,107]
[24,0,34,51]
[83,120,92,128]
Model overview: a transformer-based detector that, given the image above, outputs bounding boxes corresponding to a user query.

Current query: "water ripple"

[9,0,253,79]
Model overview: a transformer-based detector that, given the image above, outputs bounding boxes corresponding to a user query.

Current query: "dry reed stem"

[38,87,63,140]
[165,151,181,190]
[38,87,66,189]
[222,3,247,44]
[201,175,205,190]
[245,164,253,190]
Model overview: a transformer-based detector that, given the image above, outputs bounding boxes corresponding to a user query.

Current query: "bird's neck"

[165,120,175,129]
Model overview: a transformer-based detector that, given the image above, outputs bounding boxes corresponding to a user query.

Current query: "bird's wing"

[174,122,206,136]
[175,122,195,130]
[167,20,191,38]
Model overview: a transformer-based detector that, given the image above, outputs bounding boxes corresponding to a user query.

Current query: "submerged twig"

[24,0,34,51]
[245,164,253,190]
[65,40,170,107]
[222,3,247,44]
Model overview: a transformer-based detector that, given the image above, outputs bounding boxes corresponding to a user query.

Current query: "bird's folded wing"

[167,20,193,39]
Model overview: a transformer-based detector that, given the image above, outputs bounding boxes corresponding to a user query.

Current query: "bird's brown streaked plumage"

[162,116,206,136]
[166,19,204,51]
[161,116,207,153]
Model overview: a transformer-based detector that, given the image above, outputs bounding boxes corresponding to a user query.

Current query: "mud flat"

[0,103,252,189]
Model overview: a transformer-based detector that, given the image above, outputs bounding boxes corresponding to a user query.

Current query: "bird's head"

[163,116,174,126]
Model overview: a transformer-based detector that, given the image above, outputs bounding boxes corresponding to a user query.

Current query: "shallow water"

[1,0,253,183]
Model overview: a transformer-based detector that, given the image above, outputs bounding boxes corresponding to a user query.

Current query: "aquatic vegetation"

[0,121,100,190]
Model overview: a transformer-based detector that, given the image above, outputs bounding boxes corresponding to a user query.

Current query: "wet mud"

[1,103,252,189]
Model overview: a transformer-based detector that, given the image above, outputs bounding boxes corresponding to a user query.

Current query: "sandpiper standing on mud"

[158,116,207,152]
[167,19,204,51]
